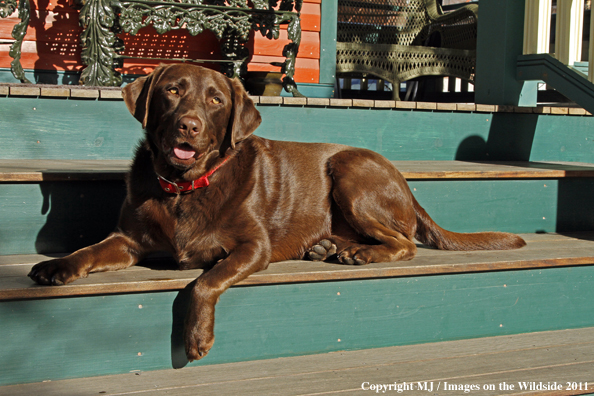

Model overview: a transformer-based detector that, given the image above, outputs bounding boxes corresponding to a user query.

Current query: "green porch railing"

[476,0,594,111]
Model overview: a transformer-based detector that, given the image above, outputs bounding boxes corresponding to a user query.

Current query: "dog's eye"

[211,97,221,104]
[168,87,179,95]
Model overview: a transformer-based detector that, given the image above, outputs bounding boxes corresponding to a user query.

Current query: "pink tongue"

[173,146,196,160]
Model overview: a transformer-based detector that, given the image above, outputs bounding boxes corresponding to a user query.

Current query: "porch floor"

[1,327,593,395]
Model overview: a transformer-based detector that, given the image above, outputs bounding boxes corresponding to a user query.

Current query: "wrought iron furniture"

[0,0,31,83]
[78,0,303,95]
[336,0,478,100]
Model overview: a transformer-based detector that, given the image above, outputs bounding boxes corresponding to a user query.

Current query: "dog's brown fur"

[29,64,526,361]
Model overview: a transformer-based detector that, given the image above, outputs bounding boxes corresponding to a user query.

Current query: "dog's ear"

[228,78,262,149]
[122,65,169,129]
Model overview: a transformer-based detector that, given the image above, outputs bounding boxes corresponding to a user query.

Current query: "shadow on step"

[455,113,594,239]
[455,113,538,161]
[556,178,594,237]
[171,280,195,369]
[34,181,126,254]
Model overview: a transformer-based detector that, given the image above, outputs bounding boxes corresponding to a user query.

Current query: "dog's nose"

[178,116,202,136]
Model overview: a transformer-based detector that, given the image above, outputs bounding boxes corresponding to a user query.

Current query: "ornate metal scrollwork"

[78,0,303,95]
[79,0,123,86]
[219,30,249,78]
[0,0,17,18]
[281,13,300,92]
[117,3,253,39]
[1,0,31,83]
[252,9,302,95]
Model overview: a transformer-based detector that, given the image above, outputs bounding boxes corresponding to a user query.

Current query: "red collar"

[157,158,228,194]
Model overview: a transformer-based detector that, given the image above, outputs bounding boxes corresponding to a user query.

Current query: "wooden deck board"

[1,233,594,300]
[0,160,130,181]
[3,160,594,182]
[1,327,592,395]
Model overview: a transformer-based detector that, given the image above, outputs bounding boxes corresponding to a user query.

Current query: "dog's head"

[122,64,261,178]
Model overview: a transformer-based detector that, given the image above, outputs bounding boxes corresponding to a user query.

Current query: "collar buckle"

[158,175,183,194]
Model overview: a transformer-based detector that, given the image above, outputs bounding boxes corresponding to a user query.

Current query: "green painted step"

[4,159,594,181]
[1,327,592,395]
[3,232,594,299]
[2,93,594,162]
[2,160,594,255]
[1,233,594,386]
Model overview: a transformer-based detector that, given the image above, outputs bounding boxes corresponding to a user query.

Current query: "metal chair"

[336,0,478,100]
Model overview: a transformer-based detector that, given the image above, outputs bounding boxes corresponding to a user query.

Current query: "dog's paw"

[28,258,87,286]
[184,325,215,362]
[337,246,371,266]
[306,239,337,261]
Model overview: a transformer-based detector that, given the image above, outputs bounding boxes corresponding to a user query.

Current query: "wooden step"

[3,160,594,255]
[3,159,594,181]
[1,327,592,395]
[2,93,594,164]
[0,159,130,181]
[2,232,594,301]
[2,232,594,386]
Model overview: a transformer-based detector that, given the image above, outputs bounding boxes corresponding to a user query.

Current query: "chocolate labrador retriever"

[29,64,526,361]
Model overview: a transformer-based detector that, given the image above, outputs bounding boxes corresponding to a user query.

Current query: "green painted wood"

[4,178,594,255]
[3,176,594,255]
[0,97,143,160]
[3,97,594,161]
[246,108,497,161]
[475,0,538,106]
[0,69,161,86]
[318,0,337,86]
[409,180,558,234]
[0,181,126,255]
[413,179,594,234]
[517,54,594,115]
[0,68,82,85]
[1,265,594,386]
[257,107,594,163]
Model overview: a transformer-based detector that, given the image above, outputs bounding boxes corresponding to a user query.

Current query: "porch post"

[319,0,338,85]
[475,0,538,106]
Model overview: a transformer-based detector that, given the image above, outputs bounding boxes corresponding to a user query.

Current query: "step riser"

[1,181,126,255]
[2,266,594,386]
[3,179,594,255]
[1,98,141,160]
[3,97,594,162]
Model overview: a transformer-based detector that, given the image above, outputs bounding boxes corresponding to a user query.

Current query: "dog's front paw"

[28,258,87,286]
[306,239,337,261]
[184,323,215,362]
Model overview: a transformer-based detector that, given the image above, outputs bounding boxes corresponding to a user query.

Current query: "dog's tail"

[413,198,526,251]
